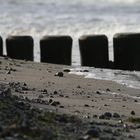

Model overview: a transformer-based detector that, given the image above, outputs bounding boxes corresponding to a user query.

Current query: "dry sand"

[0,56,140,139]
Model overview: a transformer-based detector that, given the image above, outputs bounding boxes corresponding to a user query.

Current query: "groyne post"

[40,35,72,65]
[6,36,34,61]
[0,36,3,56]
[79,35,109,68]
[113,33,140,70]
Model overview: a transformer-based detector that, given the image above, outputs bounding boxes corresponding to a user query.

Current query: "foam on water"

[69,66,140,90]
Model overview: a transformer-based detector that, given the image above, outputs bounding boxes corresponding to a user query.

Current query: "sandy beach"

[0,56,140,140]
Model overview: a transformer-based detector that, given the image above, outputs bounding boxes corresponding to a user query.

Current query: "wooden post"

[79,35,109,68]
[40,35,72,65]
[6,36,34,61]
[113,33,140,70]
[0,36,3,56]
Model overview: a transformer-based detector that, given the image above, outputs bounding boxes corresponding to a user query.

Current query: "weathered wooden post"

[40,35,72,65]
[0,36,3,56]
[79,35,109,68]
[6,36,34,61]
[113,33,140,71]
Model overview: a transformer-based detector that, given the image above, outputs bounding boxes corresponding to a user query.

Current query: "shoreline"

[0,56,140,139]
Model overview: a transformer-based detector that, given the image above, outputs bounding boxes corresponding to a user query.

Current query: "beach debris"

[113,113,120,118]
[131,111,135,115]
[38,94,44,98]
[96,90,102,95]
[6,70,11,74]
[51,101,60,106]
[63,69,71,72]
[77,85,81,88]
[106,88,111,92]
[84,104,89,107]
[99,112,113,120]
[86,127,100,138]
[54,90,58,95]
[104,112,112,118]
[49,99,53,103]
[41,89,48,94]
[55,72,64,77]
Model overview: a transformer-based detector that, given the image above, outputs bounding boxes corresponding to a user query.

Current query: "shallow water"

[69,66,140,89]
[1,0,140,89]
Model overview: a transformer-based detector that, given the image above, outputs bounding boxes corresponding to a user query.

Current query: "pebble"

[84,104,89,107]
[104,112,112,118]
[131,111,135,115]
[106,88,110,92]
[51,101,60,106]
[49,99,53,103]
[86,127,100,138]
[63,69,70,72]
[38,95,44,98]
[6,70,11,74]
[55,72,64,77]
[99,115,105,119]
[54,91,58,95]
[96,91,101,95]
[113,113,120,118]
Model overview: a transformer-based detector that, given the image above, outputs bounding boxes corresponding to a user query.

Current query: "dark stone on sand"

[113,33,140,70]
[38,95,44,98]
[40,35,72,65]
[131,110,135,115]
[99,115,105,119]
[55,72,64,77]
[51,101,60,106]
[79,35,109,68]
[113,113,120,118]
[0,36,3,56]
[86,127,100,138]
[84,104,89,107]
[6,36,34,61]
[49,99,53,103]
[104,112,112,118]
[54,91,58,95]
[63,69,71,72]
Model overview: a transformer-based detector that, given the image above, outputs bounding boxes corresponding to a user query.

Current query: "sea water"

[1,0,140,89]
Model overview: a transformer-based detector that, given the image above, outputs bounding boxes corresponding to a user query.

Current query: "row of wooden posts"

[0,33,140,71]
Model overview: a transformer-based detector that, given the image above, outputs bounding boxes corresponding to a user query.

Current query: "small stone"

[134,100,138,102]
[59,105,64,108]
[106,88,110,92]
[93,115,98,118]
[54,91,58,95]
[84,104,89,107]
[86,127,100,138]
[51,101,60,106]
[63,69,70,72]
[131,111,135,115]
[65,95,69,98]
[6,70,11,74]
[96,91,101,95]
[83,70,89,72]
[49,99,53,103]
[77,85,81,88]
[55,72,64,77]
[113,113,120,118]
[118,120,123,124]
[38,95,44,98]
[99,114,105,119]
[104,112,112,118]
